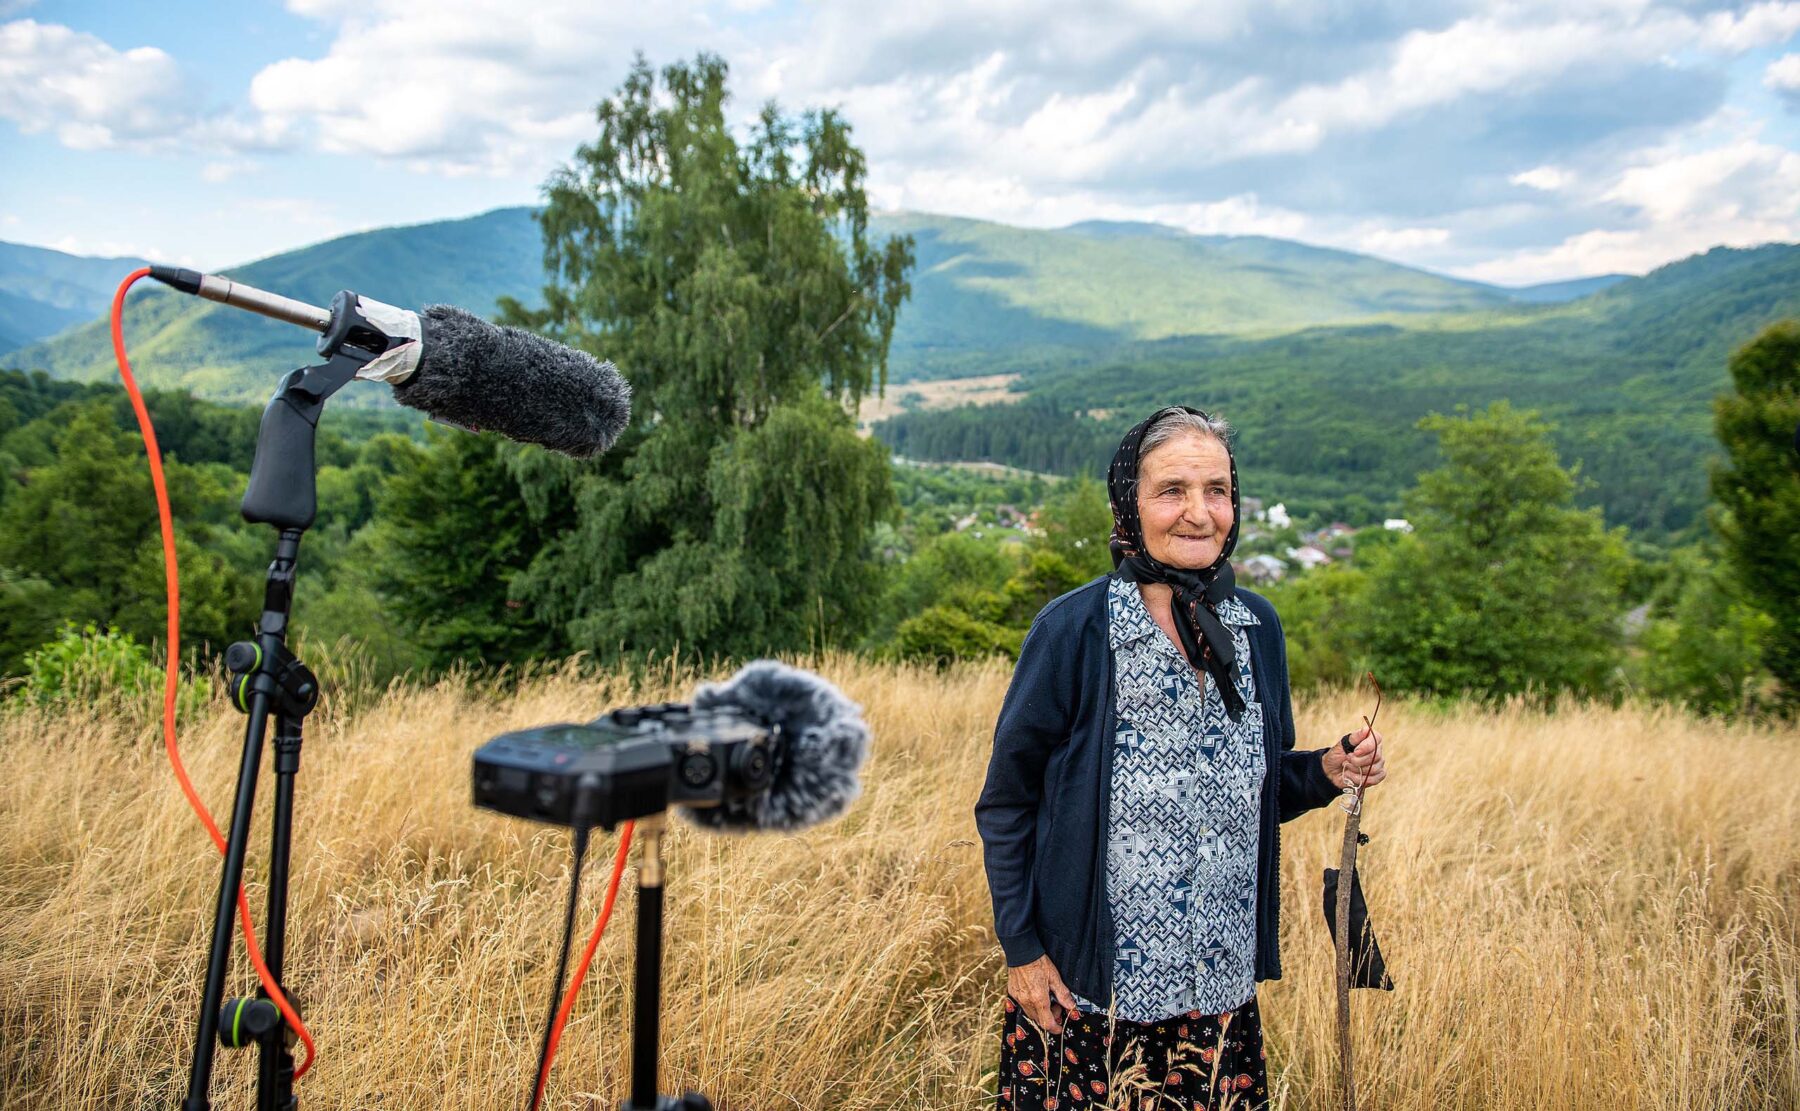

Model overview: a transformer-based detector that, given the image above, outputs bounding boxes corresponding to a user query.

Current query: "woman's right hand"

[1007,954,1080,1034]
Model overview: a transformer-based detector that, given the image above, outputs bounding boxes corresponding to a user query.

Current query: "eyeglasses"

[1338,671,1382,814]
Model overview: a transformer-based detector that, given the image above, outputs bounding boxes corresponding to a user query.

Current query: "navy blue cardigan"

[974,574,1340,1005]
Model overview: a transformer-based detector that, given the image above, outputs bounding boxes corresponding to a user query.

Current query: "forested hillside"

[7,207,1795,537]
[877,244,1800,534]
[871,212,1517,377]
[6,208,1606,394]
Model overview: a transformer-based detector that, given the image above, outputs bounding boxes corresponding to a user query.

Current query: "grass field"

[2,657,1796,1109]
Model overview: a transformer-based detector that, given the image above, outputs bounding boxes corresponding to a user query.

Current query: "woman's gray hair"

[1139,409,1233,466]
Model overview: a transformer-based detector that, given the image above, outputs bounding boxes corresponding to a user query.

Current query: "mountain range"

[0,240,151,353]
[3,207,1793,537]
[1,206,1626,397]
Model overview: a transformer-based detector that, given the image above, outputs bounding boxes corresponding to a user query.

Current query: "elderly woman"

[975,406,1386,1110]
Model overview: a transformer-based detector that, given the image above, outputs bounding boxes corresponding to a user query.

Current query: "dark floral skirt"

[996,993,1267,1111]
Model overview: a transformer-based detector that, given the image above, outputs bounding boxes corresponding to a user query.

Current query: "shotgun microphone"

[147,266,630,459]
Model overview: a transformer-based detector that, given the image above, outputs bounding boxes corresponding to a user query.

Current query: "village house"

[1241,553,1288,583]
[1285,544,1333,570]
[995,504,1030,529]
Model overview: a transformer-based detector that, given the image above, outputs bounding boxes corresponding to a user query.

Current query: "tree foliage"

[0,371,424,682]
[1032,475,1113,580]
[1259,565,1369,690]
[0,401,258,673]
[1354,402,1631,701]
[1709,321,1800,707]
[1630,548,1773,715]
[412,53,916,662]
[870,475,1110,662]
[894,603,1022,665]
[365,430,563,668]
[869,530,1013,647]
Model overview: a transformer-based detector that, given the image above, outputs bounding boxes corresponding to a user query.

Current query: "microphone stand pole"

[621,816,711,1111]
[180,340,370,1111]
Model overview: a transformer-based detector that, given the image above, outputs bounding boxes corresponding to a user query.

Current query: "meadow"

[2,657,1795,1109]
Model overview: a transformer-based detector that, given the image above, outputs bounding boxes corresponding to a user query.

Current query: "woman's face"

[1136,432,1234,570]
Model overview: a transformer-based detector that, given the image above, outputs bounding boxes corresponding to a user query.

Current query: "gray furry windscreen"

[399,304,630,459]
[683,661,871,833]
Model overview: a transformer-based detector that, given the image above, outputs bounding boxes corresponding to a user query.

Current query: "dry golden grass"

[2,657,1796,1109]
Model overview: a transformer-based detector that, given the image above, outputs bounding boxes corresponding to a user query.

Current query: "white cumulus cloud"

[1460,129,1800,283]
[1767,52,1800,106]
[0,19,195,150]
[1511,166,1573,191]
[1697,1,1800,51]
[0,18,294,154]
[7,1,1800,281]
[244,1,724,175]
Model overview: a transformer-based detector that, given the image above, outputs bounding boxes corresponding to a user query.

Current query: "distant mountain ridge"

[875,211,1521,376]
[5,207,1793,541]
[3,208,547,400]
[1499,274,1629,303]
[4,207,1637,397]
[0,240,150,351]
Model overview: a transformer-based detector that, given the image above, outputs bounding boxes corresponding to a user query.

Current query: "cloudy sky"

[2,0,1798,284]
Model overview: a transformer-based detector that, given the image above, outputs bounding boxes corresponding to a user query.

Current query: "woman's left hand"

[1321,726,1385,790]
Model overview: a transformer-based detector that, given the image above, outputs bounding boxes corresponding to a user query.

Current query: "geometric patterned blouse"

[1073,574,1267,1022]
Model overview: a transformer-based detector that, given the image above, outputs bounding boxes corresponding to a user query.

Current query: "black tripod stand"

[620,816,710,1111]
[180,339,372,1111]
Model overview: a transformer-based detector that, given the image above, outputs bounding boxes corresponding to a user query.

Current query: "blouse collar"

[1107,572,1258,651]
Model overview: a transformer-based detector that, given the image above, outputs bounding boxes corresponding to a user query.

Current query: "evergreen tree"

[1355,402,1631,700]
[365,430,564,668]
[0,401,255,671]
[481,53,913,660]
[1710,321,1800,708]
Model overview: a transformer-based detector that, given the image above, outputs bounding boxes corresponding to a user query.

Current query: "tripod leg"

[626,819,666,1111]
[619,818,711,1111]
[183,694,275,1111]
[258,714,303,1111]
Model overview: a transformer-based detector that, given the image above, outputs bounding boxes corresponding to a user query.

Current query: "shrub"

[15,621,210,719]
[893,604,1022,665]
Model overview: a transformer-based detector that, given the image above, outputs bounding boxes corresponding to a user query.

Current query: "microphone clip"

[318,290,402,360]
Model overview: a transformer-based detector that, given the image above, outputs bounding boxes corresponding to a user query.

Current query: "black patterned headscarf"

[1107,406,1246,720]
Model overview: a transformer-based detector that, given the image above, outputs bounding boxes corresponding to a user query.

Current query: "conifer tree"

[1710,321,1800,707]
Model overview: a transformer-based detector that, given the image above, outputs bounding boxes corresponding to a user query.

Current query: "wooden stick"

[1335,795,1361,1111]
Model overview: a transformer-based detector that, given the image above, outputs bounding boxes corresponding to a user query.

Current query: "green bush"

[16,621,211,718]
[1258,565,1369,689]
[893,603,1022,665]
[1630,550,1775,715]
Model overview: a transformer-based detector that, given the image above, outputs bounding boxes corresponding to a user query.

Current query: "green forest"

[2,54,1797,720]
[877,241,1800,535]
